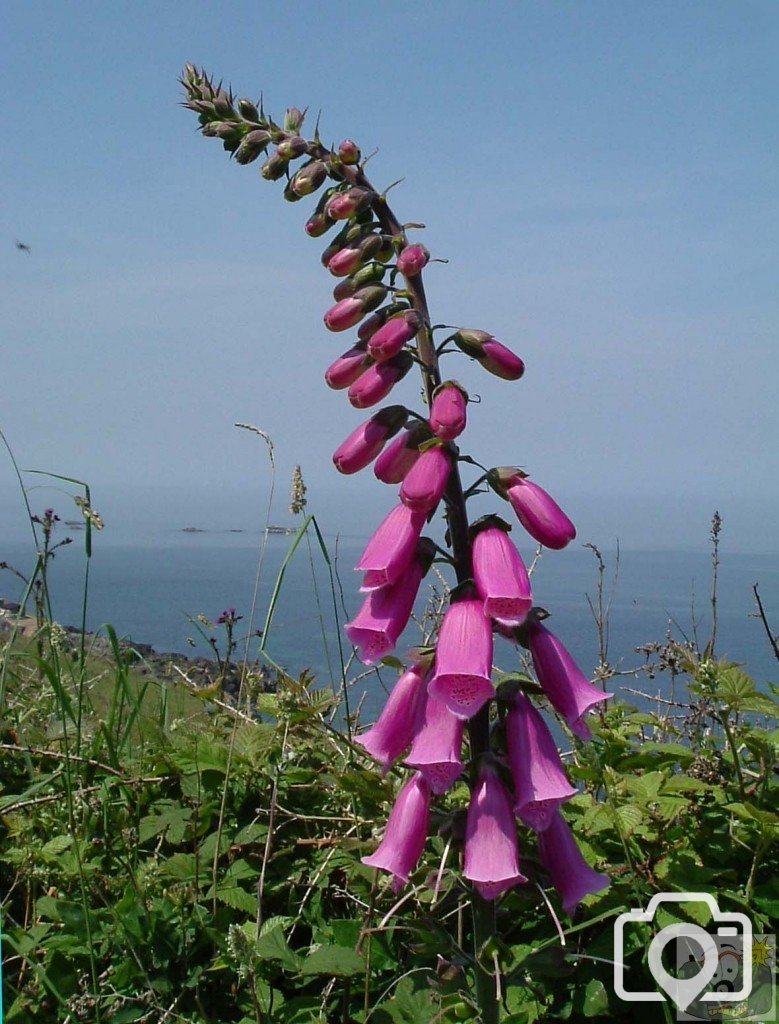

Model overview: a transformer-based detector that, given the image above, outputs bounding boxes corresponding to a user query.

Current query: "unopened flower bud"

[276,135,308,161]
[430,382,468,441]
[237,97,260,122]
[233,129,271,164]
[367,311,421,362]
[332,265,387,302]
[332,405,408,474]
[284,107,305,132]
[453,330,524,381]
[338,139,361,164]
[328,245,365,278]
[260,152,288,181]
[400,445,452,512]
[348,351,413,409]
[374,422,431,484]
[215,123,241,143]
[489,470,576,550]
[357,303,408,342]
[325,342,370,390]
[326,187,376,221]
[305,211,334,237]
[396,243,430,277]
[212,89,233,118]
[291,159,327,197]
[324,286,387,331]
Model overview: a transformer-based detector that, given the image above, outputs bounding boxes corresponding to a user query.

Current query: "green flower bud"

[260,152,288,181]
[237,98,260,122]
[276,136,308,160]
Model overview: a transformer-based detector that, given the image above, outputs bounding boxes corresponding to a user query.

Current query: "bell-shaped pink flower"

[362,772,431,892]
[325,342,370,390]
[373,425,428,484]
[405,690,464,794]
[506,693,577,831]
[345,548,428,663]
[355,664,427,771]
[505,474,576,550]
[537,812,609,915]
[430,383,467,441]
[528,621,612,741]
[348,352,413,409]
[367,311,421,361]
[472,522,532,627]
[463,763,528,901]
[481,340,525,381]
[428,598,494,719]
[399,445,451,512]
[356,503,426,592]
[396,243,430,277]
[332,406,407,475]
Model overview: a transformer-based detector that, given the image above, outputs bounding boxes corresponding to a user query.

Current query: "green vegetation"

[1,511,776,1023]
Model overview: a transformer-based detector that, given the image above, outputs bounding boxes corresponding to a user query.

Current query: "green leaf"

[582,978,609,1017]
[298,944,365,977]
[41,835,73,858]
[254,919,300,971]
[215,885,257,913]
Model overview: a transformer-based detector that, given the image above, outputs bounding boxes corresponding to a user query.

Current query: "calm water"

[2,530,777,716]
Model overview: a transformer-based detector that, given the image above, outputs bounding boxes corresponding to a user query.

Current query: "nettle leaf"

[614,804,644,834]
[378,977,436,1023]
[139,801,192,844]
[299,944,365,977]
[716,665,757,708]
[254,918,300,971]
[41,834,73,858]
[215,885,257,913]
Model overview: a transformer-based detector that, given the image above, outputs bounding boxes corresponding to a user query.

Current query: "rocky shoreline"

[0,601,274,700]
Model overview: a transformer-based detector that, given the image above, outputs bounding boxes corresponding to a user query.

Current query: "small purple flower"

[362,772,431,892]
[348,352,413,409]
[463,762,527,901]
[405,690,464,794]
[537,812,609,915]
[399,445,451,512]
[429,382,468,442]
[325,342,369,390]
[471,520,532,627]
[356,663,428,771]
[345,546,429,663]
[367,312,421,362]
[507,474,576,550]
[506,693,577,831]
[332,406,407,475]
[428,598,494,719]
[528,621,612,741]
[356,503,426,592]
[396,243,430,277]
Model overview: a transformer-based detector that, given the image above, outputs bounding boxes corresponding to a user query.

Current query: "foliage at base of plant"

[1,622,775,1023]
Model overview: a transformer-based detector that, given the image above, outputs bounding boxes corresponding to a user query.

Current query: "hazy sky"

[2,1,777,551]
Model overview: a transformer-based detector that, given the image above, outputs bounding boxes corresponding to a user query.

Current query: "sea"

[2,519,777,721]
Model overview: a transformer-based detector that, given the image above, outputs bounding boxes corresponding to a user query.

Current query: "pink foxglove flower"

[399,445,451,512]
[452,330,525,381]
[528,621,612,741]
[428,598,494,718]
[480,339,525,381]
[463,763,527,900]
[405,690,465,794]
[430,382,468,441]
[472,521,532,627]
[356,503,426,592]
[362,772,431,892]
[325,342,369,390]
[396,243,430,277]
[332,406,407,475]
[348,352,413,409]
[506,693,577,831]
[345,547,429,663]
[367,311,421,361]
[504,474,576,550]
[324,286,386,332]
[373,425,428,484]
[537,812,609,915]
[356,663,428,771]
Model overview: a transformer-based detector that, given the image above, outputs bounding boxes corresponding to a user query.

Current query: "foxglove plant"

[182,66,611,1021]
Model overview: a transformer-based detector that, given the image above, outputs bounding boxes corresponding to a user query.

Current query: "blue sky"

[1,1,777,550]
